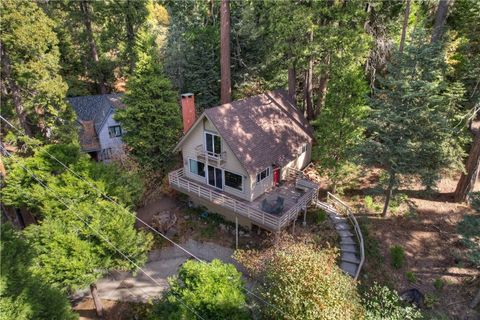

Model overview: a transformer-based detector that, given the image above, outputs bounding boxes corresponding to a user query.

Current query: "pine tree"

[0,223,77,320]
[114,37,182,172]
[360,31,465,216]
[0,0,75,142]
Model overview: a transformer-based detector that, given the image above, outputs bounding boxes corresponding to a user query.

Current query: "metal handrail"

[326,192,365,281]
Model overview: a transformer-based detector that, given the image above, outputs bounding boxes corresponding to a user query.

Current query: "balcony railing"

[195,145,227,167]
[168,168,318,231]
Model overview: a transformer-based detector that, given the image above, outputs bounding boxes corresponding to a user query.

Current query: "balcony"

[195,144,227,167]
[168,167,319,231]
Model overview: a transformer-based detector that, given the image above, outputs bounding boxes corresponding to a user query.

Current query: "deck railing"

[168,168,318,231]
[326,192,365,280]
[195,145,227,167]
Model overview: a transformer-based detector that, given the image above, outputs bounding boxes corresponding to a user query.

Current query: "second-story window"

[205,132,221,156]
[108,125,122,138]
[256,167,270,183]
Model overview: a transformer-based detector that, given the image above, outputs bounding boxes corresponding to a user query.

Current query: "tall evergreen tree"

[114,36,182,172]
[360,31,465,216]
[0,0,75,142]
[0,223,77,320]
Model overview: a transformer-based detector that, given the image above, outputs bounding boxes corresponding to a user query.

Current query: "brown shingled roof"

[203,90,313,176]
[78,120,100,152]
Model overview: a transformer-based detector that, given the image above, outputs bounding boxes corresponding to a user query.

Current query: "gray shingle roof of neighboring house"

[68,93,125,152]
[68,93,124,133]
[177,89,314,176]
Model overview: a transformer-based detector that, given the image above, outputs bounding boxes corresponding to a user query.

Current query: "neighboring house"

[68,94,125,162]
[169,90,319,232]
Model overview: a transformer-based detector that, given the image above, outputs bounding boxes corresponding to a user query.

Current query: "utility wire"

[1,147,207,320]
[0,116,292,319]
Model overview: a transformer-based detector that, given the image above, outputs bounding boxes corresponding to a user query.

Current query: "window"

[205,132,221,156]
[224,171,243,191]
[256,167,270,183]
[299,144,307,154]
[108,125,122,138]
[189,159,205,177]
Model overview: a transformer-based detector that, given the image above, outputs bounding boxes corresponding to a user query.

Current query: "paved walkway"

[73,239,244,303]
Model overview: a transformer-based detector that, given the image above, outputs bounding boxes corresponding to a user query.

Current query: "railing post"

[303,206,307,226]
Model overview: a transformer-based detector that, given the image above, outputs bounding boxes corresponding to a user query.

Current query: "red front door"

[273,167,280,186]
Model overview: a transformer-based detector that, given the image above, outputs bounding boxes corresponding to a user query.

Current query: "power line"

[1,147,207,320]
[0,116,292,319]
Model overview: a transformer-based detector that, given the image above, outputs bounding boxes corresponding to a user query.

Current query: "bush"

[150,259,249,320]
[235,234,364,319]
[316,209,327,224]
[363,283,423,320]
[406,271,417,283]
[433,278,444,290]
[390,245,405,269]
[364,196,383,212]
[457,214,480,265]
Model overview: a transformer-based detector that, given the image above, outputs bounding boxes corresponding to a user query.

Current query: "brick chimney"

[181,93,195,134]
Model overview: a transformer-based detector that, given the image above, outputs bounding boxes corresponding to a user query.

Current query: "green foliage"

[457,213,480,265]
[0,0,76,142]
[1,144,152,293]
[433,278,445,290]
[150,259,249,320]
[362,283,423,320]
[390,245,405,269]
[114,52,182,172]
[405,271,417,283]
[236,236,364,320]
[360,30,466,213]
[0,224,78,320]
[364,196,383,212]
[315,209,327,225]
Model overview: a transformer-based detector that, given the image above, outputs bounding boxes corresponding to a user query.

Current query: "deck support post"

[235,215,239,249]
[292,219,296,235]
[303,206,307,226]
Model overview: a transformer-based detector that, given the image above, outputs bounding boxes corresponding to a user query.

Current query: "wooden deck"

[168,168,319,231]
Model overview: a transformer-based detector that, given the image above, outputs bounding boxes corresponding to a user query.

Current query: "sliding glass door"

[207,165,223,189]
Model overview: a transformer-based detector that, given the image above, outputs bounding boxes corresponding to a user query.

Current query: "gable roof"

[68,93,124,133]
[176,89,313,176]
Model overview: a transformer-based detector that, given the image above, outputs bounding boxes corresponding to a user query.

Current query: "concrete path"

[74,239,245,303]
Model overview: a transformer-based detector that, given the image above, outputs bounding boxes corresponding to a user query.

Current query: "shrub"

[362,283,423,320]
[433,278,444,290]
[150,259,249,320]
[316,209,327,224]
[390,245,405,269]
[235,234,364,319]
[405,271,417,283]
[457,214,480,266]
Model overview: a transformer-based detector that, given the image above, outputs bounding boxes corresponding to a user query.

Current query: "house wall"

[98,112,125,161]
[250,142,312,201]
[181,117,252,201]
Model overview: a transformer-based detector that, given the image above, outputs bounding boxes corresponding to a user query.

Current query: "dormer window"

[205,132,221,156]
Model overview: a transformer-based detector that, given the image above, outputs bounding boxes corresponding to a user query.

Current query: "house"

[168,90,319,233]
[68,94,125,162]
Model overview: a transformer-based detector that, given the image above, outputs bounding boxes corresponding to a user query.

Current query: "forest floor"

[336,169,480,320]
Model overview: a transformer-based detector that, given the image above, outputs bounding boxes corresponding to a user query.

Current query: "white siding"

[181,117,252,201]
[98,112,125,161]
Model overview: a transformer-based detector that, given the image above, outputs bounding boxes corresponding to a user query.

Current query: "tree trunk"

[80,0,107,94]
[315,72,329,117]
[0,42,33,137]
[90,283,104,318]
[382,171,396,217]
[125,0,136,74]
[305,30,315,120]
[288,65,296,103]
[454,131,480,202]
[399,0,411,53]
[431,0,450,43]
[220,0,231,104]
